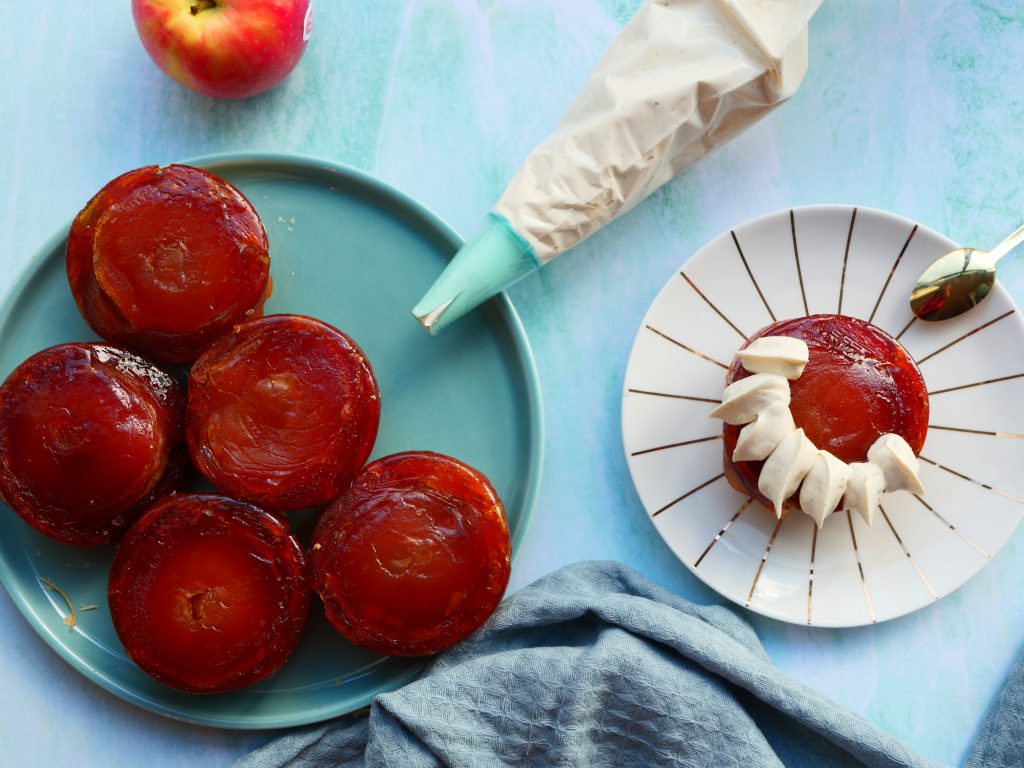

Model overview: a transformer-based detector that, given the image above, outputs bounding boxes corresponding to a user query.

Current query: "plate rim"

[0,150,545,728]
[620,202,1024,628]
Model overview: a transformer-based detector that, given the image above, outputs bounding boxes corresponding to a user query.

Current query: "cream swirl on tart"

[710,334,924,527]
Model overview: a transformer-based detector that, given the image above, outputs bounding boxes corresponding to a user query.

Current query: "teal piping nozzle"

[413,214,538,335]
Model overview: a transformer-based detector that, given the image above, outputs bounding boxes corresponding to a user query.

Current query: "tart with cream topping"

[712,314,928,527]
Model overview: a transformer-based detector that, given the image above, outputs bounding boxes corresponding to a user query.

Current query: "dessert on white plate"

[712,316,928,528]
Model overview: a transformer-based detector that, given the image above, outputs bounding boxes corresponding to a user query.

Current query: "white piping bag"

[414,0,822,334]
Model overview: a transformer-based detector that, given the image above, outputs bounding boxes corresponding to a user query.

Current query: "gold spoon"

[910,224,1024,321]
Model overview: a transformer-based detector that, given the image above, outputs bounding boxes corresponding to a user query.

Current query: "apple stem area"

[190,0,216,15]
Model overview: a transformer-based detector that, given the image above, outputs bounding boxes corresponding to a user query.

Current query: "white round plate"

[622,205,1024,627]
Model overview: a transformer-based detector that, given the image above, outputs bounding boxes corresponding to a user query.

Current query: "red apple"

[132,0,312,99]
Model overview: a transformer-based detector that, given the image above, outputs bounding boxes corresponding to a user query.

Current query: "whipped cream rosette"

[710,336,925,528]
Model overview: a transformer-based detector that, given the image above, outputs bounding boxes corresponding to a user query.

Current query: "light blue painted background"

[2,1,1023,765]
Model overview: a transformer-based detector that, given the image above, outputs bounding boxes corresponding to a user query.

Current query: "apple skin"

[132,0,312,99]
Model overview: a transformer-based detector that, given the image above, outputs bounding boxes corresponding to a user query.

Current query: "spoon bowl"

[910,248,997,321]
[910,223,1024,322]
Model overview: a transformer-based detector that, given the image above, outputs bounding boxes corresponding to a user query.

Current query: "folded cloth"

[238,561,970,768]
[965,650,1024,768]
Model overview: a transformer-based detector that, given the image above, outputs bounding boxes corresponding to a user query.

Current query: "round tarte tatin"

[722,314,928,512]
[311,451,511,657]
[187,314,380,511]
[108,494,309,693]
[66,164,271,364]
[0,343,186,546]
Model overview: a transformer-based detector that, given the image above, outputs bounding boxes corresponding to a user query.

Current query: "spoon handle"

[988,223,1024,264]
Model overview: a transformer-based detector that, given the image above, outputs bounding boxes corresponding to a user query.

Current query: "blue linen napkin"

[965,651,1024,768]
[236,561,1015,768]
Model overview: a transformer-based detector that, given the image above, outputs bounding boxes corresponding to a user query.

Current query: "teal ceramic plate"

[0,153,543,729]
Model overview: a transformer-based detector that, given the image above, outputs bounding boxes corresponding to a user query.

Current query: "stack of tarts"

[0,165,511,694]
